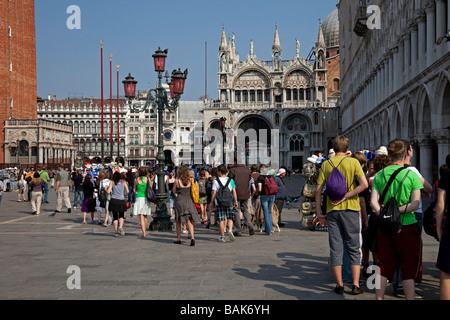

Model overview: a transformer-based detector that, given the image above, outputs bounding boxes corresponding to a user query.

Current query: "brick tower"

[0,0,37,163]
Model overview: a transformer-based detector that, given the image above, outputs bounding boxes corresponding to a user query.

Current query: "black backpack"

[198,178,207,196]
[378,167,410,234]
[215,177,233,208]
[99,182,108,202]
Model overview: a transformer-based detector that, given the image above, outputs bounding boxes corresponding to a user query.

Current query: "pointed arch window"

[290,134,305,152]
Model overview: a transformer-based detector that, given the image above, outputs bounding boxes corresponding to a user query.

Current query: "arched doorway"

[443,81,450,129]
[164,150,174,166]
[283,113,311,171]
[237,115,272,165]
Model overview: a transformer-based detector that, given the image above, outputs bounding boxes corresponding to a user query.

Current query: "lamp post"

[219,117,226,165]
[123,47,188,232]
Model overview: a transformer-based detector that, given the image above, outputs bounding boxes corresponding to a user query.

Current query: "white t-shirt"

[212,177,235,206]
[406,166,423,213]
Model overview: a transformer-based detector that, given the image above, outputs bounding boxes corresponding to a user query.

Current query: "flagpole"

[117,64,120,164]
[101,41,104,163]
[110,54,113,162]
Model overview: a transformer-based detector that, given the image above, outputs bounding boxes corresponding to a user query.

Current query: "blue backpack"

[325,158,348,202]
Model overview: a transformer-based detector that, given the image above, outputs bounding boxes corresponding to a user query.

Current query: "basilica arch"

[436,71,450,130]
[280,113,312,172]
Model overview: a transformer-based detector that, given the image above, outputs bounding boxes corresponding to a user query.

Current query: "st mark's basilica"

[203,9,341,171]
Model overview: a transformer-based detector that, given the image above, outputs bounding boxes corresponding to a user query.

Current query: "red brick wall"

[326,47,340,98]
[0,0,37,162]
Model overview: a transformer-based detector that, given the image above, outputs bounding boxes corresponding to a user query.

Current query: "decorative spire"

[317,19,325,47]
[228,35,234,60]
[272,24,282,53]
[232,33,236,59]
[219,24,227,51]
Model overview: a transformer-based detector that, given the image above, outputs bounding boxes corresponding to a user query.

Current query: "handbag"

[190,179,199,204]
[146,178,156,203]
[194,203,202,215]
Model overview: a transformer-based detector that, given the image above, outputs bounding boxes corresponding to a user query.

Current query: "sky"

[35,0,338,102]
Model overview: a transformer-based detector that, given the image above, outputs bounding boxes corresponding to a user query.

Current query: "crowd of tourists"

[1,135,449,301]
[1,162,288,242]
[313,136,449,301]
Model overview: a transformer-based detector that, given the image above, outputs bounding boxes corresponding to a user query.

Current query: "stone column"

[389,52,395,95]
[385,56,390,97]
[376,64,381,105]
[435,0,447,58]
[397,41,404,88]
[416,135,434,184]
[402,31,411,83]
[416,11,427,72]
[410,22,419,76]
[393,47,399,92]
[448,0,450,52]
[425,2,436,67]
[432,129,450,171]
[39,147,44,165]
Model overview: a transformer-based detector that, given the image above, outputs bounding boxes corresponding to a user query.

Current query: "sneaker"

[415,292,425,300]
[114,233,119,238]
[119,227,125,237]
[227,229,235,242]
[351,285,364,295]
[182,229,188,234]
[335,285,344,295]
[393,288,405,299]
[218,237,226,243]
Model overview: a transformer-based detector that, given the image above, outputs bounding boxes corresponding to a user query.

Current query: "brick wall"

[0,0,37,162]
[326,47,340,98]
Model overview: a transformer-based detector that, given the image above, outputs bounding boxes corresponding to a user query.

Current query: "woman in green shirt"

[133,167,152,238]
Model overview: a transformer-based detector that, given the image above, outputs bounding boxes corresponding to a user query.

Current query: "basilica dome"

[321,9,339,48]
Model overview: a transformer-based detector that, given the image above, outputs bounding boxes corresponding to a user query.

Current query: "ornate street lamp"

[123,48,188,232]
[123,73,137,99]
[219,117,226,165]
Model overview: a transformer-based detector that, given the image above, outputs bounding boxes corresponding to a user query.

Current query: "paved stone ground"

[0,174,441,301]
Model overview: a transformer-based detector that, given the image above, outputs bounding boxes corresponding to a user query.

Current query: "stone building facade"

[37,93,205,168]
[338,0,450,182]
[3,118,75,168]
[203,10,341,171]
[37,97,127,166]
